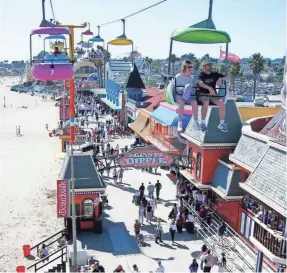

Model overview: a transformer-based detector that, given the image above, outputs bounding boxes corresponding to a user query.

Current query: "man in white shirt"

[156,261,165,273]
[197,191,204,203]
[202,250,214,272]
[147,182,155,199]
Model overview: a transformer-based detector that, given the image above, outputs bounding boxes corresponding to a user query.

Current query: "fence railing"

[30,229,66,257]
[27,245,67,272]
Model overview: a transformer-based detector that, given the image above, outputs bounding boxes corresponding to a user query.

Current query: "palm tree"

[248,53,265,99]
[229,61,241,92]
[170,54,179,76]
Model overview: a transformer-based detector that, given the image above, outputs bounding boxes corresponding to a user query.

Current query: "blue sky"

[0,0,285,61]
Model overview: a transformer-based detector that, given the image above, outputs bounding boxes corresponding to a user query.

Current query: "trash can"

[23,245,30,257]
[16,266,26,272]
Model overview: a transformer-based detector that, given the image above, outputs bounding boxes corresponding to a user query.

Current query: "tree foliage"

[248,53,265,98]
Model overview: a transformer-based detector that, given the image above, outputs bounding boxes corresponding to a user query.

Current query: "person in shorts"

[197,60,230,132]
[170,60,198,132]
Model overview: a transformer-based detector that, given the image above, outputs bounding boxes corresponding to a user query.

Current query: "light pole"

[58,22,87,272]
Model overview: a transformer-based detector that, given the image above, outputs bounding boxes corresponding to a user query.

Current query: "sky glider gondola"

[30,27,74,81]
[166,24,231,107]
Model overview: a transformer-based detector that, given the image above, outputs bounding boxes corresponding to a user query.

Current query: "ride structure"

[165,1,230,107]
[106,19,134,83]
[30,27,74,81]
[89,26,105,87]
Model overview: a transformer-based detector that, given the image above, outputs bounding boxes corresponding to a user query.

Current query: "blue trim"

[151,106,191,128]
[45,35,66,40]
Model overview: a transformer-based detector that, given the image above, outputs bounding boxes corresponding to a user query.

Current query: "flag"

[220,49,240,62]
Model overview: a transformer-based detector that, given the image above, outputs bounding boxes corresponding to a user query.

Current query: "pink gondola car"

[30,27,74,81]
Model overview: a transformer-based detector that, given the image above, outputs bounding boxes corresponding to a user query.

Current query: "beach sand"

[0,77,64,271]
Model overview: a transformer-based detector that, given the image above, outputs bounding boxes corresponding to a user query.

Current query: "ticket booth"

[59,154,106,234]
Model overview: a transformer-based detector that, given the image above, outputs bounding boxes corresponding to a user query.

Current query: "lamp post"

[58,22,87,272]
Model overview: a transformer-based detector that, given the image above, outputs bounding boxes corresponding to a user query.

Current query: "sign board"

[119,146,174,168]
[56,180,69,218]
[59,97,69,121]
[76,134,87,144]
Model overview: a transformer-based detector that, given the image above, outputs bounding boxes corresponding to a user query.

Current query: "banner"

[57,180,69,218]
[119,146,174,168]
[59,97,69,121]
[220,49,240,62]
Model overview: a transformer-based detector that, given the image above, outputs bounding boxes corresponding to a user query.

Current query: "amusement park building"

[229,108,286,271]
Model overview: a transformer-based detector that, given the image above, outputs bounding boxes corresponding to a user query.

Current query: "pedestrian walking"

[134,219,141,240]
[139,183,145,196]
[132,264,139,273]
[189,259,199,272]
[218,221,227,246]
[146,203,153,223]
[202,250,214,272]
[155,180,162,200]
[150,197,157,217]
[147,182,154,199]
[155,261,165,273]
[138,204,145,224]
[169,219,176,244]
[155,218,163,244]
[217,253,226,272]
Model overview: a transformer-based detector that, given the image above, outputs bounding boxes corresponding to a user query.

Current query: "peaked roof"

[230,134,268,171]
[183,100,242,144]
[60,154,106,190]
[124,64,145,89]
[240,146,286,216]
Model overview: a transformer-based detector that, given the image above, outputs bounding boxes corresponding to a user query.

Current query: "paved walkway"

[77,116,213,272]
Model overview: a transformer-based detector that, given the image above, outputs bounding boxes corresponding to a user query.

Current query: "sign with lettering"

[76,135,87,144]
[119,146,174,168]
[56,180,69,218]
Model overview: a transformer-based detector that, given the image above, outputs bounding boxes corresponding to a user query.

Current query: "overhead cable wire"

[50,0,56,22]
[98,0,167,27]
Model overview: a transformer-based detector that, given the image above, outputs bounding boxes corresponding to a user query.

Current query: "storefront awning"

[129,114,148,135]
[152,106,191,128]
[140,123,151,143]
[180,169,211,190]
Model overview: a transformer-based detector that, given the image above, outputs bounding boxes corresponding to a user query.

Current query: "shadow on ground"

[78,219,141,256]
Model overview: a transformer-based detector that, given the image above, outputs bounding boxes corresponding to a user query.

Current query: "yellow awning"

[108,38,133,46]
[129,115,148,135]
[140,123,151,143]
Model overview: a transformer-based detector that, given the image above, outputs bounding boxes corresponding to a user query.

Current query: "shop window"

[196,153,202,178]
[82,199,94,217]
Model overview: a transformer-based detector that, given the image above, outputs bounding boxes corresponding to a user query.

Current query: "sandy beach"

[0,77,64,272]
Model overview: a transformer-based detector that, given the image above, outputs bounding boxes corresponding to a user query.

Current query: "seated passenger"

[95,45,104,59]
[197,60,230,132]
[89,48,96,59]
[171,60,198,132]
[53,46,61,55]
